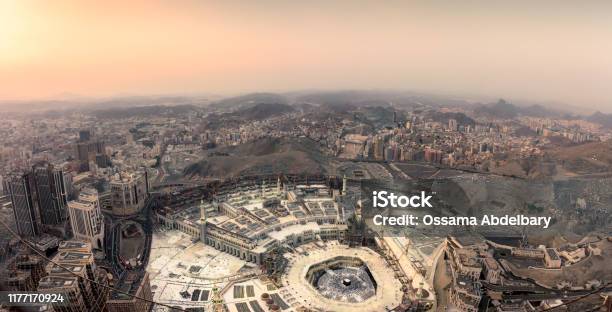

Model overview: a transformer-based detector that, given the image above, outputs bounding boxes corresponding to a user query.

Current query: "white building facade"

[67,188,105,249]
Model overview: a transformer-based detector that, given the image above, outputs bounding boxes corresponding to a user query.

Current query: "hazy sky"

[1,1,611,109]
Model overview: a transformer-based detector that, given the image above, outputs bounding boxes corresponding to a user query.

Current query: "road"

[102,194,158,281]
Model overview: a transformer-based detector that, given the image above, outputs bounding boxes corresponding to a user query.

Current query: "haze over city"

[3,2,612,311]
[2,0,612,111]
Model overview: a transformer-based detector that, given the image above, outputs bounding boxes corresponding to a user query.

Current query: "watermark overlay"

[0,291,67,306]
[355,178,554,237]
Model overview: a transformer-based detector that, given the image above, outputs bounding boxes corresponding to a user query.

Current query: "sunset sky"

[1,1,611,109]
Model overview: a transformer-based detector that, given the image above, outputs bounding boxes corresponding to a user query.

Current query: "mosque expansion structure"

[154,175,353,265]
[145,174,429,311]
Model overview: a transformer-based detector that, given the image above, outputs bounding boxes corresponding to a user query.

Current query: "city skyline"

[1,85,612,311]
[2,1,612,110]
[2,2,612,310]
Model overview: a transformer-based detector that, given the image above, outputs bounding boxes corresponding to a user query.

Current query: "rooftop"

[38,276,77,289]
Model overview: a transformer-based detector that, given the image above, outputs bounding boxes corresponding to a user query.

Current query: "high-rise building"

[95,154,112,168]
[67,188,105,249]
[7,163,69,238]
[373,136,385,160]
[39,275,88,312]
[63,171,75,200]
[79,129,92,142]
[32,163,68,226]
[424,147,443,164]
[38,241,109,312]
[1,252,47,291]
[76,141,92,172]
[449,119,458,132]
[89,141,106,155]
[75,130,108,173]
[7,172,40,237]
[110,171,149,216]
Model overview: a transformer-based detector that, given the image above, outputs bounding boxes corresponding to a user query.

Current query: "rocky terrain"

[183,137,329,178]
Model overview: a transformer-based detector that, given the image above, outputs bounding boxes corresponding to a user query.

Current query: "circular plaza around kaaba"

[306,256,377,303]
[283,244,403,312]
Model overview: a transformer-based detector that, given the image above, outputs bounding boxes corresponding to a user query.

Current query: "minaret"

[199,199,207,243]
[342,174,348,194]
[276,176,281,193]
[261,180,266,198]
[212,193,219,211]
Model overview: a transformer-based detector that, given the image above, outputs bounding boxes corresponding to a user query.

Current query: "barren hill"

[183,137,329,178]
[550,141,612,174]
